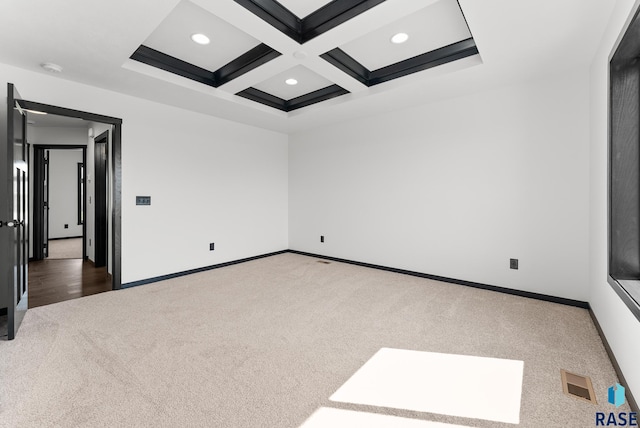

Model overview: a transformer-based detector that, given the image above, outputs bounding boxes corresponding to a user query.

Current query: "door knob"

[0,220,23,228]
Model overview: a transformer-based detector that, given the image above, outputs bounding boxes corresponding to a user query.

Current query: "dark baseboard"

[0,307,6,316]
[589,309,638,412]
[123,248,589,307]
[287,250,590,309]
[48,236,83,241]
[121,250,288,289]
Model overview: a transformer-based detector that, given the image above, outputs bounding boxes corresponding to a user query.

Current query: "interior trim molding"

[607,277,640,322]
[47,236,83,241]
[233,0,386,44]
[589,309,639,412]
[124,249,590,309]
[130,44,281,88]
[32,144,88,261]
[216,44,282,86]
[19,99,123,290]
[20,100,122,125]
[321,38,479,87]
[237,84,349,111]
[233,0,300,41]
[287,250,590,309]
[121,250,289,289]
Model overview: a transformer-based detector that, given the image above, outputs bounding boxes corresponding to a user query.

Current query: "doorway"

[30,123,113,308]
[18,99,123,293]
[2,85,122,339]
[24,106,122,310]
[33,145,86,261]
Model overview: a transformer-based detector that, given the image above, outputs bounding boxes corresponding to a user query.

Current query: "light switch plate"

[136,196,151,206]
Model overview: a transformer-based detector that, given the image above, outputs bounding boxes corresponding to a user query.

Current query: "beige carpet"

[47,238,82,259]
[0,253,629,427]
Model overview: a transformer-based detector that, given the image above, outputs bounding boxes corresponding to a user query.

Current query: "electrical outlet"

[320,235,324,243]
[510,258,519,270]
[64,224,68,229]
[209,243,215,251]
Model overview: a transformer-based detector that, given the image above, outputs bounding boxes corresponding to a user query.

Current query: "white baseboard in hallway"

[299,407,473,428]
[330,348,524,424]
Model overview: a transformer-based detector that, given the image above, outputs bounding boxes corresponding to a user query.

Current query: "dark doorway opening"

[94,132,108,268]
[33,145,87,262]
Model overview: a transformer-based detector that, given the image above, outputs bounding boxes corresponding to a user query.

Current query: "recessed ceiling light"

[40,62,63,73]
[390,33,409,44]
[191,33,210,45]
[285,78,298,86]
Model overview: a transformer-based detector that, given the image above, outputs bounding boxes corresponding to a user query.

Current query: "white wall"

[290,72,591,301]
[589,0,640,401]
[28,126,87,146]
[0,62,289,283]
[48,149,83,239]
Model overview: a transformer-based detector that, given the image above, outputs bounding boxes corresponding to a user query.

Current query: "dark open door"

[33,147,49,260]
[44,150,49,258]
[0,83,29,340]
[94,134,108,268]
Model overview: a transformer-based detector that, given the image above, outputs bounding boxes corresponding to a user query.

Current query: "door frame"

[33,145,87,261]
[20,100,123,289]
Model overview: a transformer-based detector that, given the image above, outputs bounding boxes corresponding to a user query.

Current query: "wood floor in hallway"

[28,259,112,308]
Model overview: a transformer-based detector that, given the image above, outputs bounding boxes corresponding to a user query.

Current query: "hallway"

[28,259,112,308]
[47,237,83,259]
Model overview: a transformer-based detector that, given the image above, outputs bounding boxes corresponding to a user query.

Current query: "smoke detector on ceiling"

[41,62,63,73]
[293,51,308,60]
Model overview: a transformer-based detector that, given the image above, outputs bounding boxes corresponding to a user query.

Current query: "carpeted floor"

[0,253,629,427]
[47,238,83,259]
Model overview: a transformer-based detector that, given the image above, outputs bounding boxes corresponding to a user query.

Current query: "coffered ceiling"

[130,0,478,112]
[0,0,617,133]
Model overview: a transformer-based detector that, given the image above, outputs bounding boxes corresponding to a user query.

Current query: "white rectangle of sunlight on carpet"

[330,348,524,424]
[299,407,474,428]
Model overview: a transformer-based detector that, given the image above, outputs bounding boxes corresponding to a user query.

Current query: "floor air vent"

[561,369,597,404]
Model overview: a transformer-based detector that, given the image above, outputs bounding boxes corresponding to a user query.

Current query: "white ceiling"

[277,0,334,18]
[0,0,617,134]
[26,113,88,129]
[143,0,261,71]
[341,0,471,70]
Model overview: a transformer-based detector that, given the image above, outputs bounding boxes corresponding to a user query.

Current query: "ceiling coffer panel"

[237,85,349,112]
[239,65,349,111]
[321,0,479,87]
[130,0,281,88]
